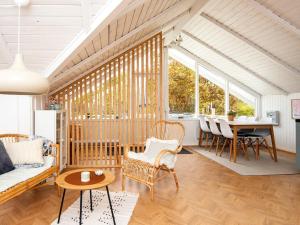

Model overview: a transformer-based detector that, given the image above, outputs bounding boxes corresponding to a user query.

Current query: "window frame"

[167,48,260,119]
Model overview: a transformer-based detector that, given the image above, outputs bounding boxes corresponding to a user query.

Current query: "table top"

[56,169,115,190]
[204,118,276,126]
[225,121,276,126]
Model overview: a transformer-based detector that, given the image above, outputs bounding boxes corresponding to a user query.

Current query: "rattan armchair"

[122,120,185,200]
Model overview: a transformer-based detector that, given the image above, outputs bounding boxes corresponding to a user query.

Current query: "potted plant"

[227,110,237,121]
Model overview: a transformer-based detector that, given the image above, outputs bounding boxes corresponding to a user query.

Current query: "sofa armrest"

[50,143,60,174]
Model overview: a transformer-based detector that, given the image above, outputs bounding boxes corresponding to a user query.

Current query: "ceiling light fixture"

[0,0,49,95]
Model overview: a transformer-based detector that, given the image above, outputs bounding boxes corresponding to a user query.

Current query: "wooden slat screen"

[51,33,164,167]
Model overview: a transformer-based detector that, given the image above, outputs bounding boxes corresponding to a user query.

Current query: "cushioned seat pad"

[0,156,54,193]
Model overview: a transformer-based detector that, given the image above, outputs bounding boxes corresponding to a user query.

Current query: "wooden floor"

[1,151,300,225]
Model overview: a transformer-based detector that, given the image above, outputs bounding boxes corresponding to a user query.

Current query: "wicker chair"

[0,134,60,204]
[122,120,185,200]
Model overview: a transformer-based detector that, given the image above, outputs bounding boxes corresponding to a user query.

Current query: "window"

[168,58,195,114]
[199,76,225,115]
[229,94,255,116]
[167,48,258,118]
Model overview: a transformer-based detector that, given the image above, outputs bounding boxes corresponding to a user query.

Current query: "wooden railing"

[51,33,164,167]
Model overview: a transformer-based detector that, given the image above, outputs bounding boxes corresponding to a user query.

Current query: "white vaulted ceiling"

[1,0,300,96]
[47,0,207,93]
[0,0,110,73]
[178,0,300,95]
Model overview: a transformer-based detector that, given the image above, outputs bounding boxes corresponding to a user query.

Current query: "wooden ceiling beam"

[200,12,300,76]
[181,30,288,95]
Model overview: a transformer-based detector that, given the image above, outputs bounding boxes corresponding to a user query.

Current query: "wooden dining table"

[199,119,278,163]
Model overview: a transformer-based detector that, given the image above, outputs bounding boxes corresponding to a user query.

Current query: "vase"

[228,115,235,121]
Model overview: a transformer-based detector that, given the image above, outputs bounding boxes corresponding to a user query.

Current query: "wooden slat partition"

[50,33,164,167]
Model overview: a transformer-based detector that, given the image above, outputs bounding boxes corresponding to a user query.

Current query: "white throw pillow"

[5,139,44,165]
[145,138,179,168]
[144,137,178,158]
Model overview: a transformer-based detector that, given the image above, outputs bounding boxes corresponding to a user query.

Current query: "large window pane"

[229,94,255,116]
[169,58,195,114]
[199,76,225,115]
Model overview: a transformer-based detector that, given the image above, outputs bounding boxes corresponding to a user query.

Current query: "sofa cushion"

[0,156,54,193]
[4,139,44,165]
[0,141,15,175]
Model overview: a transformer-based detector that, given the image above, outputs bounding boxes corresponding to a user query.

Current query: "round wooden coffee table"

[56,169,116,225]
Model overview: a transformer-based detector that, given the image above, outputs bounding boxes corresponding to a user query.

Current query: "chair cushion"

[0,141,15,175]
[4,139,44,165]
[0,156,54,193]
[128,138,179,169]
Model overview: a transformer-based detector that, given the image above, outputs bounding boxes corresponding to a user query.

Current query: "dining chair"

[199,115,211,148]
[218,119,248,160]
[246,117,274,160]
[207,118,222,154]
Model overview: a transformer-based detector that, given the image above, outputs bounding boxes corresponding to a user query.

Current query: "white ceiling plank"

[174,45,261,97]
[0,5,82,17]
[200,12,300,76]
[246,0,300,37]
[164,0,209,46]
[45,0,147,78]
[181,30,288,95]
[0,33,13,63]
[81,0,92,31]
[49,0,197,83]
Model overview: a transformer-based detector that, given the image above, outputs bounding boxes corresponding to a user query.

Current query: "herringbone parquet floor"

[0,152,300,225]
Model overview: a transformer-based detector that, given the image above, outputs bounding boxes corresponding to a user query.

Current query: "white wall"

[261,93,300,153]
[169,119,200,145]
[0,95,33,135]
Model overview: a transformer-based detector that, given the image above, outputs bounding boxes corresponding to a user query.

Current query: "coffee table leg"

[57,189,66,224]
[79,190,83,225]
[89,190,93,211]
[106,186,116,225]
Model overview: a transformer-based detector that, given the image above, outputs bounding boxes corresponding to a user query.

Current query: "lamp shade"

[0,54,49,95]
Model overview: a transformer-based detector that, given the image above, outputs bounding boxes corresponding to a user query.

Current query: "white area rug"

[192,146,300,176]
[51,191,138,225]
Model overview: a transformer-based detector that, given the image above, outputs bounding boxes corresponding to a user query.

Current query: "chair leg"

[205,133,209,148]
[219,138,228,156]
[263,138,274,160]
[248,138,256,154]
[229,140,233,161]
[215,136,220,155]
[210,135,216,151]
[241,139,249,160]
[122,175,125,191]
[171,169,179,190]
[150,185,154,201]
[255,138,260,160]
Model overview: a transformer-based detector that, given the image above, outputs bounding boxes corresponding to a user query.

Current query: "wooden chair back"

[151,120,185,146]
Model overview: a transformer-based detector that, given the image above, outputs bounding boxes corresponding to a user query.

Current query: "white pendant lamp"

[0,0,49,95]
